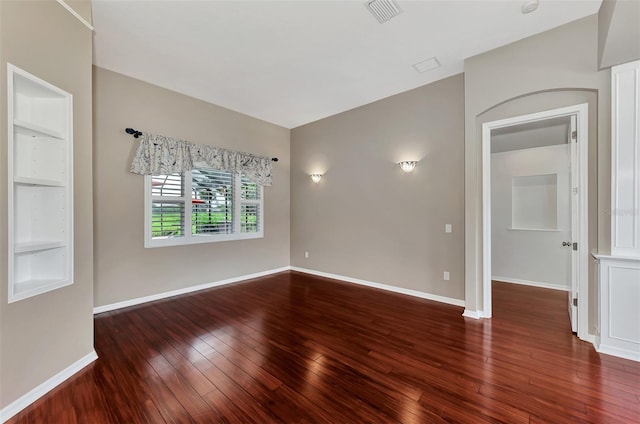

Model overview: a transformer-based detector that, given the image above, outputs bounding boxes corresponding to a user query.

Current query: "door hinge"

[571,130,577,140]
[573,298,578,307]
[573,242,578,251]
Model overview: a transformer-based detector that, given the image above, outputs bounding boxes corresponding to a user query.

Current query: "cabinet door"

[611,60,640,257]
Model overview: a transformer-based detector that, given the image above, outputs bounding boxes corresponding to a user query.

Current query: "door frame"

[481,103,590,341]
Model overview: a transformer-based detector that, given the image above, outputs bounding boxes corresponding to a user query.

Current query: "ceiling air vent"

[366,0,402,24]
[413,57,441,74]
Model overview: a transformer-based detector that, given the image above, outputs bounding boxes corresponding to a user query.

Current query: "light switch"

[445,224,452,233]
[444,271,450,281]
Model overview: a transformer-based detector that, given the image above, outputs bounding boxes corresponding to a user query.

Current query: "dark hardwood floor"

[7,272,640,423]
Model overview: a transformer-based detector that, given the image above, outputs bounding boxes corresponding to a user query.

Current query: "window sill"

[145,232,264,248]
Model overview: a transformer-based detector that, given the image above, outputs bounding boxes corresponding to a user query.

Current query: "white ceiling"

[92,0,602,129]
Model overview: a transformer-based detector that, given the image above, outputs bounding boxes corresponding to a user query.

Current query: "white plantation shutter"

[241,177,260,200]
[151,202,185,238]
[145,169,263,247]
[192,169,234,235]
[240,176,261,233]
[150,173,185,239]
[151,174,183,197]
[241,204,260,233]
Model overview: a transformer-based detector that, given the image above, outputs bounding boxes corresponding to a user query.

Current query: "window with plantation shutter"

[145,167,264,247]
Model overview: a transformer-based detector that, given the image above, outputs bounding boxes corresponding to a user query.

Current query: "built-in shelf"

[14,241,66,254]
[592,253,640,262]
[593,60,640,362]
[14,118,64,139]
[14,278,70,295]
[14,176,64,187]
[507,227,561,232]
[8,63,73,303]
[511,173,558,231]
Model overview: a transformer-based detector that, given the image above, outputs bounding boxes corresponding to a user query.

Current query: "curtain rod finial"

[125,128,143,138]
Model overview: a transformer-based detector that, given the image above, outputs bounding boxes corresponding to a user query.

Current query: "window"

[145,167,263,247]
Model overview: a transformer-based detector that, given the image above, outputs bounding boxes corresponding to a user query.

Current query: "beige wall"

[463,15,610,333]
[0,5,619,413]
[598,0,640,69]
[93,67,290,307]
[63,0,92,25]
[290,74,465,301]
[0,0,94,409]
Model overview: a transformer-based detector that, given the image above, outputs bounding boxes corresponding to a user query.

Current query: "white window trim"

[144,171,264,248]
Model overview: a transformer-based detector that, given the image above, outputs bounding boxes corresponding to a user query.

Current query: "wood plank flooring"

[7,272,640,423]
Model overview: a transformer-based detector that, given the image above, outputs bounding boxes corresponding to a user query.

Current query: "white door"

[568,115,579,333]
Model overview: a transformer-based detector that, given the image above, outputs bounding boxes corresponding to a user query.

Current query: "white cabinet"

[7,64,73,302]
[593,255,640,362]
[593,59,640,362]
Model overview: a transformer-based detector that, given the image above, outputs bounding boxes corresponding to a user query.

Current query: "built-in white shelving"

[14,241,66,254]
[511,173,558,231]
[14,176,65,187]
[7,64,73,303]
[593,60,640,362]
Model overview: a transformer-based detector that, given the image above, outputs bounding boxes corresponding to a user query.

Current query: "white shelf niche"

[8,63,73,303]
[511,173,558,231]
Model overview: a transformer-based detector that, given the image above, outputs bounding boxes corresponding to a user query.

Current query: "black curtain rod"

[125,128,278,162]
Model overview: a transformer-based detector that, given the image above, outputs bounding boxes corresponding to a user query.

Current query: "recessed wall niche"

[511,173,557,230]
[8,64,74,303]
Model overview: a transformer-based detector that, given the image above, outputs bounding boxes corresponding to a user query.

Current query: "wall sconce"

[311,174,323,183]
[398,161,418,173]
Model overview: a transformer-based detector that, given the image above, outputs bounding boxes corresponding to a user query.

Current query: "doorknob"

[562,241,572,247]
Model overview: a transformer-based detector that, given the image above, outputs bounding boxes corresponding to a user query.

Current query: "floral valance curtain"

[130,133,273,186]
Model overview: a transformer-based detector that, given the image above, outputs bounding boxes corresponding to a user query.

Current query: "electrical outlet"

[445,224,452,233]
[443,271,450,281]
[304,251,309,259]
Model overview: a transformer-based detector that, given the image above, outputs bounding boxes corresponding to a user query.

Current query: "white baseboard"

[290,266,465,307]
[595,343,640,362]
[94,265,466,314]
[93,266,291,314]
[0,350,98,423]
[492,276,569,291]
[462,309,487,319]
